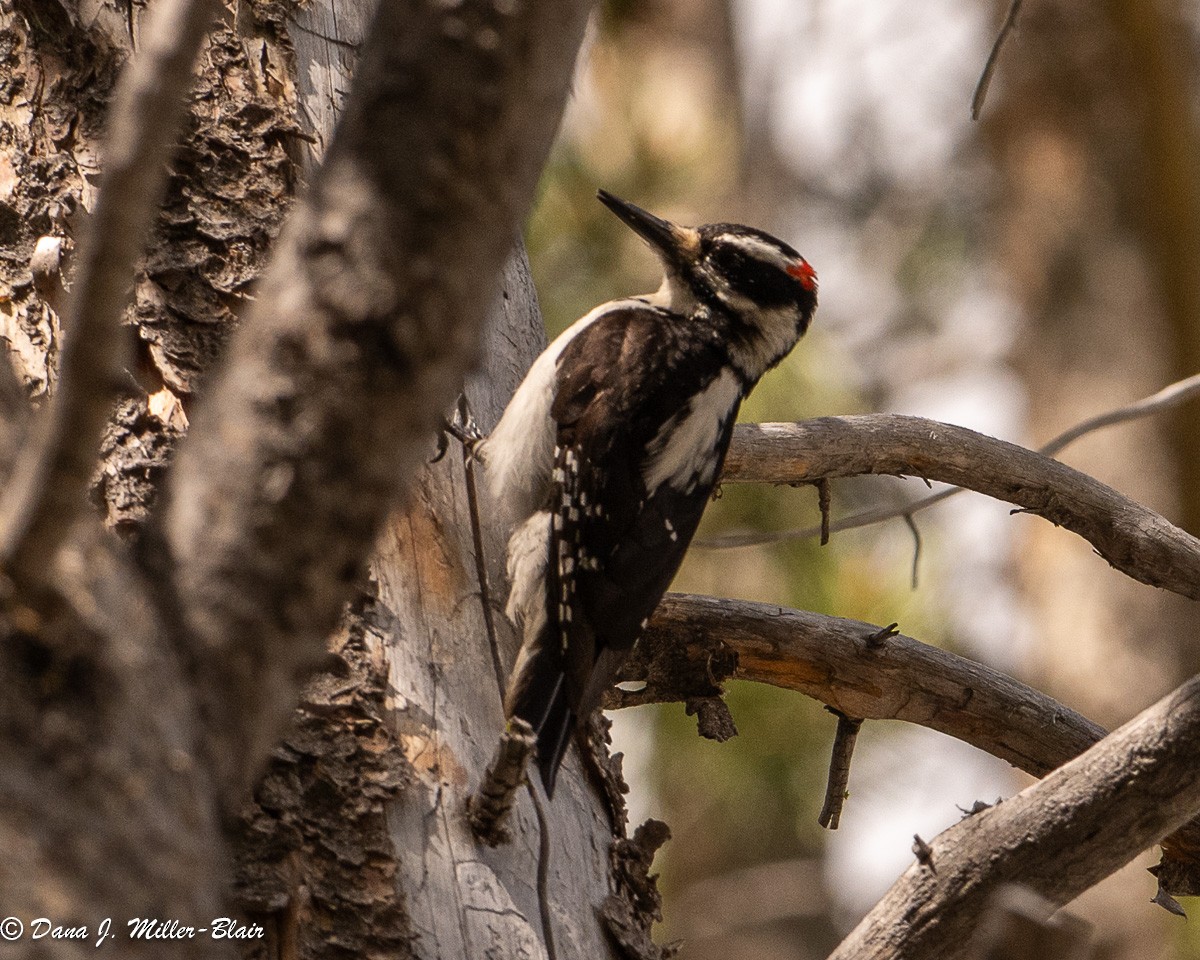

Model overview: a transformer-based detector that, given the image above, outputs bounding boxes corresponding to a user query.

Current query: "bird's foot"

[433,395,485,463]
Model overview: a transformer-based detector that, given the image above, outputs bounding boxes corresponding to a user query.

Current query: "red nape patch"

[787,258,817,290]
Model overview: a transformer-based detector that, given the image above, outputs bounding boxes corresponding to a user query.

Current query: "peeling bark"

[232,594,413,958]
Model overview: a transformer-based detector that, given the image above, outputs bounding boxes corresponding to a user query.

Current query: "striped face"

[699,226,817,316]
[692,225,818,381]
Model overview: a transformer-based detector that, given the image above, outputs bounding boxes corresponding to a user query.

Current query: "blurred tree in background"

[527,1,1200,957]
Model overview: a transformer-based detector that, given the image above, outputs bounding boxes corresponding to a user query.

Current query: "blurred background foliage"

[523,1,1200,957]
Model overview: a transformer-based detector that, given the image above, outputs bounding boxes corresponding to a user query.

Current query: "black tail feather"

[506,651,577,797]
[533,683,575,797]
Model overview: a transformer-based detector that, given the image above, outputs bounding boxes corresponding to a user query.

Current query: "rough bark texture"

[0,526,226,960]
[0,0,226,584]
[210,5,640,959]
[231,594,413,958]
[0,1,298,950]
[164,0,593,801]
[0,2,117,399]
[0,1,639,957]
[371,250,629,960]
[629,595,1106,778]
[5,1,1195,957]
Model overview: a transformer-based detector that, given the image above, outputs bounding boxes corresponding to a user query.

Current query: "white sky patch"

[736,0,992,191]
[822,724,1022,923]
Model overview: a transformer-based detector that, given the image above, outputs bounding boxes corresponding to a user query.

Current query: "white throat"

[642,270,698,314]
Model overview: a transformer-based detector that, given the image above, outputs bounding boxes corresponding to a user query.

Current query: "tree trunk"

[0,0,665,956]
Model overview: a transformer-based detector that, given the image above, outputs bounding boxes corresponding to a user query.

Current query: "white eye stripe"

[719,234,794,270]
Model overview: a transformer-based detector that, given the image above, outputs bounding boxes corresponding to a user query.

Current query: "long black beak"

[597,190,698,259]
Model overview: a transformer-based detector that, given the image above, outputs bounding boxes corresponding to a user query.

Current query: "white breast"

[505,509,551,632]
[642,368,742,495]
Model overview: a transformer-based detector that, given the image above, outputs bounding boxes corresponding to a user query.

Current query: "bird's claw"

[433,396,485,463]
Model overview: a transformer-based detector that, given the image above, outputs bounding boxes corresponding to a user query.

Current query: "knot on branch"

[609,615,738,715]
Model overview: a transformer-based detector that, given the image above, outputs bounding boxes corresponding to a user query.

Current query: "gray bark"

[164,0,593,800]
[4,2,1198,959]
[0,1,655,957]
[371,249,625,958]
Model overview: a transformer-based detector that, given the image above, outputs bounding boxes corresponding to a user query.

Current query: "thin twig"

[818,709,862,830]
[701,371,1200,551]
[456,395,506,692]
[1038,371,1200,457]
[972,0,1024,121]
[816,477,831,546]
[903,512,922,589]
[0,0,221,585]
[697,486,956,549]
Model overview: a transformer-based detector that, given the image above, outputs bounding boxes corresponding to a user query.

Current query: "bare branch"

[818,709,862,830]
[695,487,955,549]
[714,416,1200,600]
[165,0,591,795]
[972,0,1023,121]
[827,673,1200,959]
[629,594,1200,888]
[0,0,220,584]
[701,371,1200,550]
[1038,370,1200,457]
[632,594,1106,779]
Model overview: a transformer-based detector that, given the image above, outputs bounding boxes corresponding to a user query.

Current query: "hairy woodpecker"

[480,190,817,794]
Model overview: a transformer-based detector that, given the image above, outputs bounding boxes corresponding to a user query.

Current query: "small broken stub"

[467,719,536,847]
[685,695,737,742]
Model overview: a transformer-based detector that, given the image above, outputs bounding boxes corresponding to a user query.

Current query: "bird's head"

[598,190,817,377]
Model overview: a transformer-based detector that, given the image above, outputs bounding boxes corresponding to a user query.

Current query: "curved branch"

[718,416,1200,600]
[631,594,1105,777]
[827,674,1200,959]
[0,0,221,584]
[701,371,1200,550]
[628,594,1200,888]
[971,0,1023,121]
[1039,370,1200,457]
